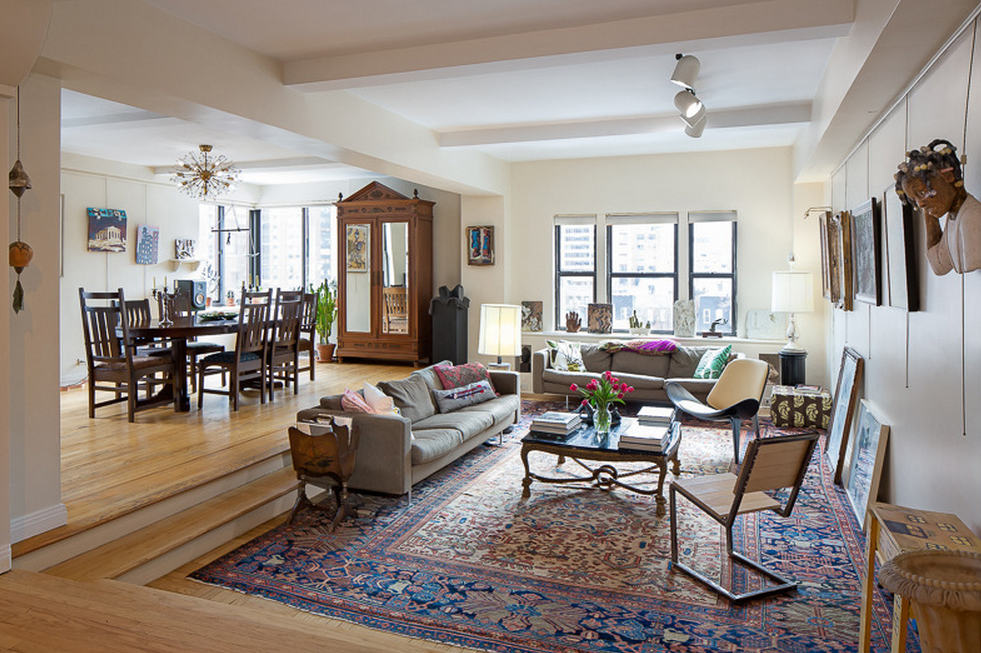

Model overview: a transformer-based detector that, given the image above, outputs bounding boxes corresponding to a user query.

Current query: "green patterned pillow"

[545,339,585,372]
[693,345,731,379]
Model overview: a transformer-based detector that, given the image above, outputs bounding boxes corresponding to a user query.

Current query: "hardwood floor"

[15,359,417,557]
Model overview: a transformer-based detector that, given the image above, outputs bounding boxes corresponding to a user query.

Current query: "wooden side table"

[859,502,981,652]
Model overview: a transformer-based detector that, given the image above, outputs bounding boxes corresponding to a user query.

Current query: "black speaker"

[176,279,207,310]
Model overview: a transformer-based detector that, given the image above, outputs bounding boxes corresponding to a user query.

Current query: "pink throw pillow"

[340,389,373,413]
[434,362,496,393]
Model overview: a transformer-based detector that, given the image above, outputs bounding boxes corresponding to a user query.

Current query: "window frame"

[605,221,679,334]
[553,221,597,331]
[687,218,737,336]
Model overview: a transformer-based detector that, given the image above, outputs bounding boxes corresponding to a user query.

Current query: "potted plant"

[315,279,337,362]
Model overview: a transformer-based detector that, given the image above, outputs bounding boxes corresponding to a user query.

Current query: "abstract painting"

[850,198,881,305]
[520,301,543,332]
[135,224,159,265]
[882,186,919,311]
[87,208,127,252]
[466,226,494,266]
[845,399,889,530]
[175,238,196,260]
[827,347,864,485]
[345,224,369,272]
[587,303,612,334]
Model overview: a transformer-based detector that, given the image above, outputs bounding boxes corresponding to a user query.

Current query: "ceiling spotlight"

[670,53,700,90]
[674,89,704,121]
[684,114,706,138]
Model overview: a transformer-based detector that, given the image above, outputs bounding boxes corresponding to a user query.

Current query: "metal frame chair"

[79,288,177,422]
[669,430,819,603]
[665,358,769,464]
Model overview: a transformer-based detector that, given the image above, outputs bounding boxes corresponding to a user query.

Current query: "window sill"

[523,331,785,346]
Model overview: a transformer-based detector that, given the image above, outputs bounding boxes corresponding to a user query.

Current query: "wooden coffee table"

[520,418,681,516]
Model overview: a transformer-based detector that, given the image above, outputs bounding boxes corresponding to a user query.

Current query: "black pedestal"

[779,350,807,386]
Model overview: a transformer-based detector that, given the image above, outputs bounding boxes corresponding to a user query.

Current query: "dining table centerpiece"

[570,372,635,434]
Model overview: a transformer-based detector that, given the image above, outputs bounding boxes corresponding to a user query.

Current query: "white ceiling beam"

[62,110,168,128]
[283,0,853,91]
[150,156,344,176]
[439,102,812,147]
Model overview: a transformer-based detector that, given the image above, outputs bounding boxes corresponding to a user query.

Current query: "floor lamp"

[478,304,521,370]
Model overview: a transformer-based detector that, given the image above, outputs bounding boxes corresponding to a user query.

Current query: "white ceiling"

[61,1,845,175]
[142,0,754,60]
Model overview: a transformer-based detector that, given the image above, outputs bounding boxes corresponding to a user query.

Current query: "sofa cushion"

[411,428,464,465]
[542,369,600,388]
[610,372,664,390]
[693,345,732,379]
[413,411,494,439]
[432,380,495,413]
[378,374,437,423]
[411,360,453,392]
[545,340,585,372]
[433,362,496,392]
[610,350,670,378]
[580,344,612,373]
[667,346,708,378]
[456,394,520,426]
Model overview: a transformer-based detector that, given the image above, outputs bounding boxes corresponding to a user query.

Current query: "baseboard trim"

[11,504,68,544]
[0,544,10,573]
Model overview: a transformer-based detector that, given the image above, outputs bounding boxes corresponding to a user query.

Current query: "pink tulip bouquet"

[569,372,635,433]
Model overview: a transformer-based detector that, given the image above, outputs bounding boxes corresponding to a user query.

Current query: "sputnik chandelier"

[171,144,240,200]
[670,54,707,138]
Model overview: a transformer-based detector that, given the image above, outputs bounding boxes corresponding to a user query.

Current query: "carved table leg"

[557,454,566,466]
[521,444,532,499]
[654,459,668,517]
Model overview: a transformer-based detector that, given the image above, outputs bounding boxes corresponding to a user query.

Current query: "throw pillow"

[362,381,399,415]
[545,339,585,372]
[433,362,496,392]
[340,389,373,413]
[377,374,437,422]
[432,379,495,413]
[693,345,732,379]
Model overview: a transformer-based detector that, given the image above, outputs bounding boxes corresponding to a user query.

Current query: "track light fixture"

[670,54,707,138]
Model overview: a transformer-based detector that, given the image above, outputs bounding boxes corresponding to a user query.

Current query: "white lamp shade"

[478,304,522,357]
[771,271,814,313]
[670,54,700,89]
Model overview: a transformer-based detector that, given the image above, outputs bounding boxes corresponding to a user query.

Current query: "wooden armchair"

[669,430,819,602]
[79,288,177,422]
[297,292,318,381]
[288,421,360,530]
[159,290,224,392]
[267,290,303,401]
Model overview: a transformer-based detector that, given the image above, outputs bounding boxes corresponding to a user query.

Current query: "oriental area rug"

[191,400,914,653]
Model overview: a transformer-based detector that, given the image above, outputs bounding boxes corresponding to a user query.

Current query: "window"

[554,219,596,329]
[307,205,336,288]
[607,217,677,332]
[260,207,304,290]
[689,214,736,335]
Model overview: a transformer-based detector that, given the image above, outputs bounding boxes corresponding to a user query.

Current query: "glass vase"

[594,404,612,434]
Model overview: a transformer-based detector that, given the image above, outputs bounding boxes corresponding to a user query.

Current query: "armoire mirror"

[381,222,410,334]
[344,223,371,333]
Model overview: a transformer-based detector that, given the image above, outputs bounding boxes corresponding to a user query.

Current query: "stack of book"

[530,411,581,436]
[636,405,676,427]
[618,421,676,453]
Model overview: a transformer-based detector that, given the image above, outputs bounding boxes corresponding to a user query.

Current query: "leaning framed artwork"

[345,224,369,272]
[850,198,881,305]
[882,185,919,311]
[466,226,494,265]
[826,346,864,484]
[844,399,889,530]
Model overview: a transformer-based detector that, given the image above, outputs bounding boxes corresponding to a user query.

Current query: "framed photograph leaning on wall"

[844,399,889,531]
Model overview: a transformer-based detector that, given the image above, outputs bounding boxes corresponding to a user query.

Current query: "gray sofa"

[297,362,520,498]
[532,343,739,404]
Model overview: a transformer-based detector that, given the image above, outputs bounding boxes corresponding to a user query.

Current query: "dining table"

[124,315,240,412]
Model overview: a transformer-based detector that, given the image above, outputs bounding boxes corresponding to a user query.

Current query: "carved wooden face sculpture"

[901,169,960,218]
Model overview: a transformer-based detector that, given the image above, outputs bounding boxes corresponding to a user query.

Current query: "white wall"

[505,148,827,382]
[0,91,12,570]
[827,21,981,532]
[8,73,63,538]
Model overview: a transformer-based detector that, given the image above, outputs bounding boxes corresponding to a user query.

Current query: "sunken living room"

[2,1,981,651]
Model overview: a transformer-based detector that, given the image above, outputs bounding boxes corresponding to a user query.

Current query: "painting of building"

[87,208,127,252]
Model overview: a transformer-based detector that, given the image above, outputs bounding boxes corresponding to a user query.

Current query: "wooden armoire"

[336,182,433,364]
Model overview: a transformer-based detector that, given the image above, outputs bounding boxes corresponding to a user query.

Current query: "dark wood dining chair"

[159,290,225,392]
[196,288,271,411]
[669,430,819,602]
[120,299,171,358]
[297,291,318,381]
[79,288,177,422]
[287,421,360,530]
[267,290,303,401]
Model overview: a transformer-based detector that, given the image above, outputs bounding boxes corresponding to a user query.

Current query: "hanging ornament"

[8,86,32,313]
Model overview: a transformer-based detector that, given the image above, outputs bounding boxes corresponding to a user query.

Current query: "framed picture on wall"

[819,210,840,303]
[882,185,920,311]
[826,346,864,485]
[850,198,882,305]
[832,211,854,311]
[844,399,890,531]
[466,226,495,265]
[87,207,127,253]
[345,224,369,272]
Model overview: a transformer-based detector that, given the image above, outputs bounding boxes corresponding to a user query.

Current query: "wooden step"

[45,468,299,582]
[0,570,395,652]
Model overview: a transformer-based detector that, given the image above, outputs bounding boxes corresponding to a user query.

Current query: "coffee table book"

[530,411,581,436]
[637,405,676,426]
[619,422,674,453]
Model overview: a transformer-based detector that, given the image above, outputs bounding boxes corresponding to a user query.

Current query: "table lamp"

[771,268,814,385]
[478,304,521,370]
